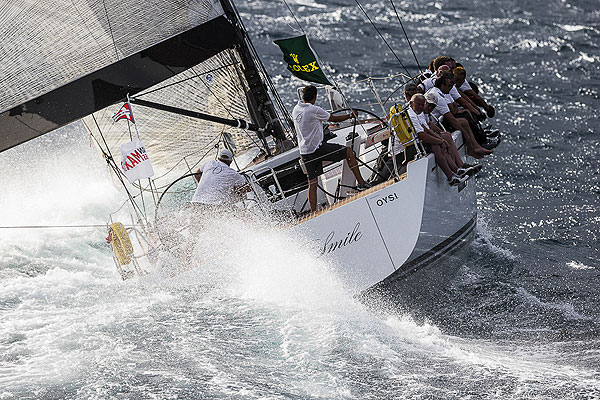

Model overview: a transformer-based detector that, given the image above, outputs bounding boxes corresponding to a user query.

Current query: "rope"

[390,0,423,74]
[353,0,413,80]
[282,0,306,34]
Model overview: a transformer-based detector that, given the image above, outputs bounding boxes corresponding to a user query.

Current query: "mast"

[219,0,288,155]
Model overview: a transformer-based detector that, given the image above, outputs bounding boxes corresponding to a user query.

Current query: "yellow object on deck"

[109,222,134,265]
[389,104,416,145]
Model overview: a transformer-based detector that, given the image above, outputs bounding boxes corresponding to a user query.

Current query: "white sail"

[0,0,223,113]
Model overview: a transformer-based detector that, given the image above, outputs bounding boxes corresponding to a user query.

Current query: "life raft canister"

[108,222,134,265]
[389,104,416,145]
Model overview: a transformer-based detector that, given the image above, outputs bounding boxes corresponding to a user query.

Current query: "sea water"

[1,0,599,398]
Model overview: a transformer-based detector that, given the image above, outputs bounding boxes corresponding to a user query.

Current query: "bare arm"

[456,94,482,117]
[464,89,495,116]
[193,167,202,183]
[328,110,358,123]
[417,127,445,146]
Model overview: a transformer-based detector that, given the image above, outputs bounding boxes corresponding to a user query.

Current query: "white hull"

[292,135,477,293]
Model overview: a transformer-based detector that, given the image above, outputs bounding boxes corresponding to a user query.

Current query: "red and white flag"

[112,102,135,123]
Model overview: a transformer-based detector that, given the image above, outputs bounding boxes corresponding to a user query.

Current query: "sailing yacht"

[0,0,478,293]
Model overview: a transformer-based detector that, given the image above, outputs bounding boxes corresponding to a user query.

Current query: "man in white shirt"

[426,72,492,159]
[418,65,483,119]
[406,94,468,185]
[453,66,495,118]
[191,149,248,206]
[293,85,370,212]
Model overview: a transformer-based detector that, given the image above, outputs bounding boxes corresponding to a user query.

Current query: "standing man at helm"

[191,148,248,207]
[293,85,370,213]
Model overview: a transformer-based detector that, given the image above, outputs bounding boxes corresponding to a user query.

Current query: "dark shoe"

[357,182,374,191]
[448,174,468,186]
[482,135,502,150]
[485,129,500,138]
[457,164,482,177]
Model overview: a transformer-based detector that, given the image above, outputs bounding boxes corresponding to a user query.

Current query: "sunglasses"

[426,102,436,108]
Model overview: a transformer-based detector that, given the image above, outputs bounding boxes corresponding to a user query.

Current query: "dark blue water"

[1,0,599,398]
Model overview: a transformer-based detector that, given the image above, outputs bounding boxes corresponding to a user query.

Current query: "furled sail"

[0,0,288,182]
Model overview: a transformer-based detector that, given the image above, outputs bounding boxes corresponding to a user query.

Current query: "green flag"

[273,35,333,86]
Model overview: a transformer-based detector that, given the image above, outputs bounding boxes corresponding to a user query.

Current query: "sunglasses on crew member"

[426,102,436,108]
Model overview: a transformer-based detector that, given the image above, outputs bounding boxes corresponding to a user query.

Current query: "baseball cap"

[424,92,438,106]
[218,148,233,162]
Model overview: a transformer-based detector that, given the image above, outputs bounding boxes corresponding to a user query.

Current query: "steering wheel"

[329,107,387,146]
[329,107,386,125]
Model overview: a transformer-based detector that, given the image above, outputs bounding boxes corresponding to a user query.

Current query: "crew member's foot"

[470,147,492,158]
[457,163,483,177]
[448,174,468,186]
[357,182,373,191]
[482,135,502,150]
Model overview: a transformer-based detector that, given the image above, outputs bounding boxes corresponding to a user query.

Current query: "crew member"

[191,149,248,207]
[293,85,370,212]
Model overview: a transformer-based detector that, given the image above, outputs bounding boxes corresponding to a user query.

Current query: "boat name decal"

[375,192,399,207]
[321,222,363,255]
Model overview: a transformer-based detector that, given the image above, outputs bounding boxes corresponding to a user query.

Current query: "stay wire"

[390,0,423,74]
[353,0,413,81]
[90,115,149,226]
[281,0,306,34]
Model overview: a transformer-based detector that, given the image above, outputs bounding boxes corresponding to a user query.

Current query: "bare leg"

[455,118,492,158]
[442,132,464,167]
[430,145,454,180]
[308,177,318,212]
[345,147,366,185]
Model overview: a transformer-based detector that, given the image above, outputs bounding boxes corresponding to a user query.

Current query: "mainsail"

[0,0,290,180]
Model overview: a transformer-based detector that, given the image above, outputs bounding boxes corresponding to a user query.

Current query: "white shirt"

[191,159,246,205]
[459,80,473,92]
[426,87,452,120]
[419,76,460,101]
[418,76,435,93]
[292,101,331,155]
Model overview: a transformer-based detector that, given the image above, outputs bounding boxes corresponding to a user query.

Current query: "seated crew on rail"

[293,85,371,213]
[406,94,480,186]
[425,55,501,148]
[425,71,492,159]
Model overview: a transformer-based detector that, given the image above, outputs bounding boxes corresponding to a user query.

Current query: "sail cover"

[0,0,272,180]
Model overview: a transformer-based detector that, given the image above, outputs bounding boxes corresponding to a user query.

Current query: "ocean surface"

[1,0,599,398]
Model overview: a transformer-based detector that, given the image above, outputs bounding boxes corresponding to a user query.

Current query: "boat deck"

[295,174,405,225]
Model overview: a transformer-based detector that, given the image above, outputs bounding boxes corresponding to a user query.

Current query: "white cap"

[218,148,233,162]
[424,92,438,106]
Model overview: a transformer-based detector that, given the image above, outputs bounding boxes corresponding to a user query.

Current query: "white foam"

[474,217,518,260]
[567,260,595,270]
[515,286,589,321]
